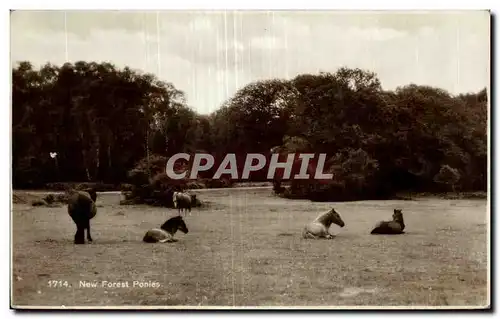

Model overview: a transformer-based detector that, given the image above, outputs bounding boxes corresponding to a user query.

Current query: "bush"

[120,183,134,192]
[186,181,206,189]
[203,178,233,189]
[44,194,54,204]
[120,155,207,207]
[272,181,285,194]
[31,199,46,206]
[434,165,461,192]
[127,169,150,187]
[44,182,118,192]
[54,193,69,203]
[280,148,388,202]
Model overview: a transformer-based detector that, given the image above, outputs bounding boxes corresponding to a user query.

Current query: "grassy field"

[11,187,489,308]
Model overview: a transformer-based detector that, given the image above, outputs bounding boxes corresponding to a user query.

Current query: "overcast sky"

[10,10,490,114]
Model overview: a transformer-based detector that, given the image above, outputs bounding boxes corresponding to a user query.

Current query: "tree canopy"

[12,61,487,200]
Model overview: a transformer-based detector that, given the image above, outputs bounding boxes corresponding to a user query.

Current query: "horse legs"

[180,207,187,217]
[85,219,93,242]
[302,228,333,240]
[74,224,85,244]
[302,229,318,239]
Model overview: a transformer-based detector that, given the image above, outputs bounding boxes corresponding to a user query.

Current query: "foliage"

[12,61,188,188]
[12,61,487,202]
[434,165,461,191]
[121,155,208,207]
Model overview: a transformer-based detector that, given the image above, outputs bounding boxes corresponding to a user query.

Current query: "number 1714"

[48,280,69,288]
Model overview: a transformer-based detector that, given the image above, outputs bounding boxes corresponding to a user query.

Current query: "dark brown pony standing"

[67,188,97,244]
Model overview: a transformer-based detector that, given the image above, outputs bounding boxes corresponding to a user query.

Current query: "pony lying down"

[143,216,189,243]
[302,208,345,239]
[370,209,405,234]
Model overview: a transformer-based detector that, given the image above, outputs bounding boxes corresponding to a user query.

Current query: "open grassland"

[11,188,488,308]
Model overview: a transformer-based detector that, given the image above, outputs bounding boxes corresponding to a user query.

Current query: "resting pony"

[67,188,97,244]
[172,191,195,216]
[302,208,345,239]
[143,216,189,243]
[370,209,405,234]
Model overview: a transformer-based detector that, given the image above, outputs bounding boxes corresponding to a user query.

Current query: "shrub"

[31,199,46,206]
[120,155,207,207]
[282,148,385,202]
[203,178,233,189]
[44,182,118,192]
[434,165,461,192]
[44,194,54,204]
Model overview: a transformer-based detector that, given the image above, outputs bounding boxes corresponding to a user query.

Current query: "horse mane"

[163,216,182,225]
[314,209,335,226]
[161,216,182,234]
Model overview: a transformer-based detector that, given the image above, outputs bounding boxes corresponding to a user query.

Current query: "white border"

[3,0,497,317]
[4,0,499,10]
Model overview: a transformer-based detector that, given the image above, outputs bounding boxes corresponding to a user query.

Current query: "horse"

[370,209,405,234]
[67,188,97,244]
[302,208,345,239]
[143,216,189,243]
[172,191,194,216]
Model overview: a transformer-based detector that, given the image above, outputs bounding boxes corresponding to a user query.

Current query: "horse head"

[176,216,189,234]
[392,209,405,229]
[162,216,189,234]
[326,208,345,228]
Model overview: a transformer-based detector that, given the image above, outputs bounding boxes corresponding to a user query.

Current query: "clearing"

[11,188,489,308]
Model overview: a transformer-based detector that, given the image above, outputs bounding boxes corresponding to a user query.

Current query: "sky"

[10,10,490,114]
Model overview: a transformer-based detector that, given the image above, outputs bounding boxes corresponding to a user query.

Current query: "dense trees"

[13,61,191,188]
[12,61,487,201]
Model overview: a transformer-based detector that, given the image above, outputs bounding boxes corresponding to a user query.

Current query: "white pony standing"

[172,191,193,216]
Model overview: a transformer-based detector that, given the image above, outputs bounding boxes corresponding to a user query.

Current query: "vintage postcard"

[10,9,490,310]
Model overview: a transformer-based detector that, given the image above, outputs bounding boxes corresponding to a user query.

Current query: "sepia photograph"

[10,8,490,309]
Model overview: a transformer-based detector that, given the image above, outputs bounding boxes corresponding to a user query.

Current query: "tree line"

[12,61,487,201]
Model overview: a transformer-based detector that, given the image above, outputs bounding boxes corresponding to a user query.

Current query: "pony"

[143,216,189,243]
[302,208,345,239]
[67,188,97,244]
[172,191,195,216]
[370,209,405,234]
